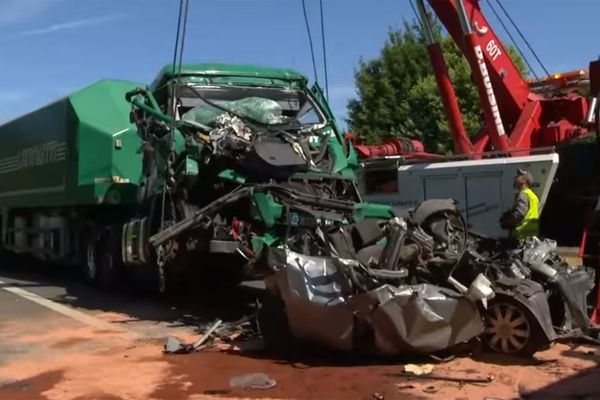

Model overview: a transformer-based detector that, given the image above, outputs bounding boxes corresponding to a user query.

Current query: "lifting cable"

[161,0,190,228]
[318,0,329,100]
[493,0,551,78]
[493,0,564,121]
[485,0,538,80]
[408,0,424,33]
[301,0,320,86]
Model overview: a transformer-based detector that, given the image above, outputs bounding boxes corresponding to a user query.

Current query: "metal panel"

[360,153,559,238]
[0,99,71,207]
[0,79,145,208]
[464,174,502,237]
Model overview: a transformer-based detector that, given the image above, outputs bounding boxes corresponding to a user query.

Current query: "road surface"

[0,258,599,400]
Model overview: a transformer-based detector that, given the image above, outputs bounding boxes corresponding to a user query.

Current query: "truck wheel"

[96,229,124,291]
[483,297,548,356]
[83,233,101,286]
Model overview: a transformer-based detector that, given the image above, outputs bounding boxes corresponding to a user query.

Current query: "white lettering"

[486,40,502,61]
[474,46,505,136]
[17,141,66,169]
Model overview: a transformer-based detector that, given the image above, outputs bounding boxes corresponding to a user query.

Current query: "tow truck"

[356,0,600,320]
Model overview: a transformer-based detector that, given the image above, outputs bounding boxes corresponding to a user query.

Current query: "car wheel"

[483,297,548,356]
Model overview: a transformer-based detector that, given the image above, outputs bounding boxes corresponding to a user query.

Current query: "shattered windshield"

[178,85,325,128]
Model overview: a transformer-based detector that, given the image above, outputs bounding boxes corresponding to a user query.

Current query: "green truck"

[0,63,390,289]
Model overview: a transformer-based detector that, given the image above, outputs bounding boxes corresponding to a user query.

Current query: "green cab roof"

[151,63,308,90]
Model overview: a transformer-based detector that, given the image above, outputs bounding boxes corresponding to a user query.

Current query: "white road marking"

[0,278,133,335]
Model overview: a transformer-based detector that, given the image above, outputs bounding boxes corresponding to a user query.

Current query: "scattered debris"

[203,389,232,395]
[372,392,385,400]
[392,372,494,385]
[163,319,223,354]
[423,385,438,394]
[192,319,223,349]
[163,337,192,355]
[396,384,415,390]
[429,354,456,362]
[229,373,276,390]
[404,364,434,376]
[225,337,265,352]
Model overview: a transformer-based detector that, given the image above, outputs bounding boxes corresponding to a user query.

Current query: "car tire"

[483,295,549,357]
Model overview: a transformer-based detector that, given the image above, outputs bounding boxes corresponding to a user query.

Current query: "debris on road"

[404,363,434,376]
[163,319,223,354]
[396,384,416,390]
[372,392,385,400]
[229,373,277,390]
[163,337,193,354]
[392,371,494,385]
[423,385,439,394]
[192,319,223,348]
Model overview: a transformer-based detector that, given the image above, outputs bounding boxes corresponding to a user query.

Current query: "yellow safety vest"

[514,188,540,240]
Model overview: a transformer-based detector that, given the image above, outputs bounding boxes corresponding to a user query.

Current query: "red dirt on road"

[1,313,599,400]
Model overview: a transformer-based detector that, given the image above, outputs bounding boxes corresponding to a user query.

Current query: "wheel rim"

[86,238,98,280]
[484,302,531,354]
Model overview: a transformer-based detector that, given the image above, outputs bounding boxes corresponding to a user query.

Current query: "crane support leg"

[508,101,542,152]
[427,43,473,155]
[472,131,490,154]
[415,0,472,155]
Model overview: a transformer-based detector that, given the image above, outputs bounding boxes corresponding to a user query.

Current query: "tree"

[347,20,527,153]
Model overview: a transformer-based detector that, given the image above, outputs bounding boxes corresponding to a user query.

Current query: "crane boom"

[422,0,592,154]
[428,0,530,120]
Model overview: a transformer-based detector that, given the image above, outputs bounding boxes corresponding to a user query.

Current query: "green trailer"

[0,79,145,267]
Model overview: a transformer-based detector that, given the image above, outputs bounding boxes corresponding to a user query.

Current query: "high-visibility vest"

[514,188,540,240]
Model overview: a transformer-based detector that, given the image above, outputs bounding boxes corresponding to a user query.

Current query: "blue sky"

[0,0,598,126]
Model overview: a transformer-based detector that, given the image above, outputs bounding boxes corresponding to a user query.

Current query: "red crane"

[421,0,594,155]
[355,0,597,158]
[357,0,600,320]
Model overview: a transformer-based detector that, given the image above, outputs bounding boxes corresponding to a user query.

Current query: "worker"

[500,169,540,241]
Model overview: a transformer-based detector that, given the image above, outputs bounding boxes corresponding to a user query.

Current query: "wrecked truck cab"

[124,63,369,288]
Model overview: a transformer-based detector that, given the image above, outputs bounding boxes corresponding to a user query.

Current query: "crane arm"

[427,0,530,132]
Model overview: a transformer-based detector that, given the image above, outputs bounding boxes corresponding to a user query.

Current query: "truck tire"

[96,229,124,291]
[83,232,102,286]
[83,228,123,290]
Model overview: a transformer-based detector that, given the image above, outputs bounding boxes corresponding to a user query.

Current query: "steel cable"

[486,0,538,80]
[318,0,329,100]
[494,0,551,77]
[301,0,320,85]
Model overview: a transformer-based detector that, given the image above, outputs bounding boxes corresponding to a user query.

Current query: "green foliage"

[347,20,527,153]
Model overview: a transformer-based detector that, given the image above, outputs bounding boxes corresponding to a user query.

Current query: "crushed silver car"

[259,200,596,356]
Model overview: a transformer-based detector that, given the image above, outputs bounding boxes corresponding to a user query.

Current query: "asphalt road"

[1,256,600,400]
